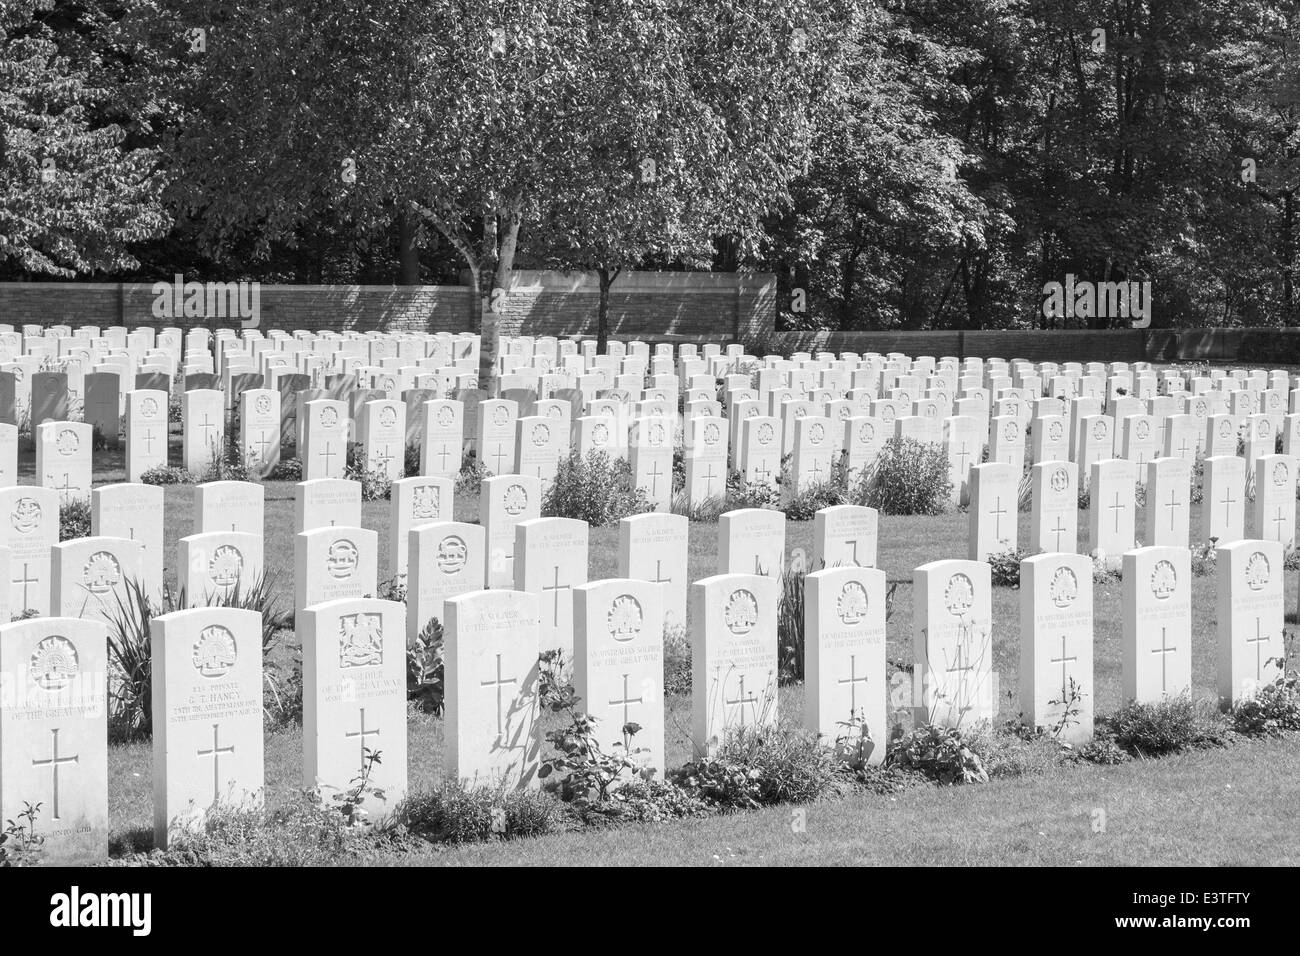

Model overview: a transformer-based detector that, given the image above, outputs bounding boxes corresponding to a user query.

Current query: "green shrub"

[142,792,362,866]
[968,723,1068,778]
[782,477,848,521]
[104,578,156,741]
[404,442,421,478]
[672,492,727,522]
[407,617,444,714]
[885,723,989,785]
[1190,540,1218,577]
[674,723,841,809]
[1075,731,1132,765]
[0,803,45,867]
[199,445,254,483]
[456,451,488,494]
[588,780,713,824]
[266,456,303,481]
[1105,694,1232,757]
[397,784,564,845]
[663,624,692,696]
[777,567,806,683]
[543,449,653,526]
[344,443,393,500]
[726,471,779,510]
[140,464,196,485]
[987,546,1027,588]
[58,497,92,541]
[1231,672,1300,736]
[853,437,952,515]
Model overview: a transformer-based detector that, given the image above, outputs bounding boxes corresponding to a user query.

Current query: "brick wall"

[494,270,774,339]
[0,271,776,338]
[7,278,1300,364]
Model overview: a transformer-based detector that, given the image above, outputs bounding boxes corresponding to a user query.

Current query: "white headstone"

[1215,540,1284,706]
[690,573,780,755]
[1121,546,1192,703]
[804,566,887,763]
[443,589,541,788]
[151,606,264,849]
[294,526,379,611]
[0,617,108,862]
[301,597,407,817]
[1019,553,1093,744]
[616,512,688,628]
[574,578,665,778]
[718,508,786,578]
[913,559,993,728]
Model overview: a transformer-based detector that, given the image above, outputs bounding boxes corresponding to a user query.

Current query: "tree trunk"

[596,266,619,354]
[477,202,523,395]
[397,210,420,285]
[1284,190,1295,323]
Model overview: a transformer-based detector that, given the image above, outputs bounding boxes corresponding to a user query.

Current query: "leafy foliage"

[673,723,841,809]
[542,449,653,526]
[853,437,952,515]
[0,803,44,867]
[58,497,92,540]
[1104,695,1232,758]
[886,723,990,785]
[140,464,196,485]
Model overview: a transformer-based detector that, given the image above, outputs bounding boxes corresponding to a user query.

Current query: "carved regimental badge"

[83,551,121,595]
[338,612,384,669]
[1245,551,1270,591]
[724,589,758,636]
[1150,559,1177,600]
[836,581,868,626]
[504,484,528,515]
[11,496,41,534]
[412,484,440,520]
[608,594,643,643]
[326,538,359,580]
[209,545,243,589]
[1050,566,1078,608]
[29,635,78,691]
[944,573,974,616]
[432,534,466,574]
[192,625,237,679]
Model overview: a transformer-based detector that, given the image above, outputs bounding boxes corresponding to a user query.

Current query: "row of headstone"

[7,532,1278,863]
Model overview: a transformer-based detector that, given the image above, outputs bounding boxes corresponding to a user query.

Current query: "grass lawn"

[59,431,1300,864]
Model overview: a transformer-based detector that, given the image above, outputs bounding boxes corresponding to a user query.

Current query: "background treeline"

[2,0,1298,332]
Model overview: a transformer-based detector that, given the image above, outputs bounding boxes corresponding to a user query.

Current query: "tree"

[531,0,855,352]
[0,0,167,277]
